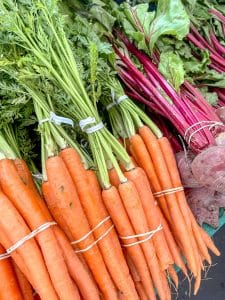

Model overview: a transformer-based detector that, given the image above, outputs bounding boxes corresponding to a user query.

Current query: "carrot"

[86,169,130,260]
[46,155,118,300]
[199,228,220,256]
[158,137,211,264]
[136,131,197,277]
[194,269,201,295]
[157,207,188,277]
[0,244,23,300]
[41,180,98,298]
[188,208,212,264]
[0,158,79,300]
[102,186,156,300]
[14,158,38,197]
[85,169,102,204]
[12,261,34,300]
[167,265,178,289]
[42,181,74,241]
[60,148,138,299]
[0,229,35,289]
[130,134,170,220]
[125,167,174,270]
[118,180,169,300]
[108,167,121,187]
[135,282,148,300]
[54,226,100,300]
[126,254,141,283]
[0,189,58,300]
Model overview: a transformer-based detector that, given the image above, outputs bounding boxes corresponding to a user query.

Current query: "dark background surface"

[174,227,225,300]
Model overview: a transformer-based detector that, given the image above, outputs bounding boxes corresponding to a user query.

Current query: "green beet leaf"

[158,51,185,91]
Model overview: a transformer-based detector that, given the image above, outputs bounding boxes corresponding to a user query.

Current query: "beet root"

[191,146,225,194]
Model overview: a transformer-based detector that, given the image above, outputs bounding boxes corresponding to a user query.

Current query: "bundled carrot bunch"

[0,0,221,299]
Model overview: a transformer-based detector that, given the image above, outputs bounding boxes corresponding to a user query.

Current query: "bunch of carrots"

[0,1,221,299]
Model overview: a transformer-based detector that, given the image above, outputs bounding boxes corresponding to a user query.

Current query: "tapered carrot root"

[102,186,156,300]
[167,265,178,289]
[0,159,79,300]
[0,190,58,300]
[13,262,34,300]
[200,229,220,256]
[158,137,212,266]
[157,207,188,277]
[130,134,170,220]
[54,227,100,300]
[41,181,99,299]
[60,148,138,299]
[0,244,24,300]
[125,167,174,271]
[45,155,118,300]
[134,132,197,277]
[118,180,169,300]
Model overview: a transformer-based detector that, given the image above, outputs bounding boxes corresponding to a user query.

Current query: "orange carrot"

[136,132,197,277]
[135,282,149,300]
[54,226,100,300]
[60,148,138,300]
[126,254,141,283]
[42,181,74,241]
[102,186,156,300]
[86,169,130,261]
[126,255,149,300]
[167,265,178,289]
[158,137,211,264]
[199,229,220,256]
[41,180,98,298]
[118,180,169,300]
[0,159,79,300]
[12,261,34,300]
[0,229,35,289]
[194,269,201,295]
[157,207,188,277]
[46,155,118,300]
[125,167,174,270]
[14,159,38,197]
[130,134,170,219]
[85,169,102,204]
[0,190,58,300]
[0,244,23,300]
[108,167,121,187]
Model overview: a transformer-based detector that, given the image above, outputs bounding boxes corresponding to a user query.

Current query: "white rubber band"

[86,122,104,134]
[120,224,163,248]
[184,121,225,146]
[79,117,104,134]
[0,222,57,260]
[71,216,111,245]
[153,187,184,198]
[39,111,74,127]
[75,225,114,253]
[32,173,43,181]
[117,95,128,104]
[0,252,10,261]
[106,102,117,110]
[106,95,128,111]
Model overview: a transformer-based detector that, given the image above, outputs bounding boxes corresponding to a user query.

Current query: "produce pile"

[0,0,224,299]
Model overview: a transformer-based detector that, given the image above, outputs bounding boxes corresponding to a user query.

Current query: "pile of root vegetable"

[0,0,224,299]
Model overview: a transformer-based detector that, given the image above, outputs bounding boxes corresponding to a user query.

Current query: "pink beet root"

[186,187,225,228]
[176,151,202,188]
[191,146,225,194]
[215,107,225,123]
